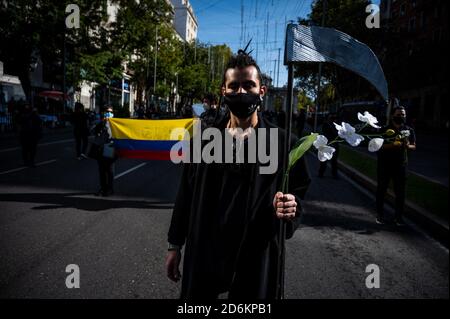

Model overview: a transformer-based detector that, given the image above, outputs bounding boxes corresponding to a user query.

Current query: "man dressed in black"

[18,103,42,167]
[165,51,310,299]
[71,102,89,160]
[199,93,219,128]
[376,106,416,226]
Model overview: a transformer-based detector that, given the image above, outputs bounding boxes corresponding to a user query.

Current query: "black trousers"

[376,163,406,219]
[97,157,114,192]
[319,146,339,177]
[75,133,88,157]
[21,137,38,166]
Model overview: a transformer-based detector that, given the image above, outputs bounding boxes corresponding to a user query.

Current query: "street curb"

[337,160,449,247]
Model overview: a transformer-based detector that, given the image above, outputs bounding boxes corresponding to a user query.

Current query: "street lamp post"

[175,72,178,114]
[63,32,67,115]
[153,26,158,96]
[313,0,327,132]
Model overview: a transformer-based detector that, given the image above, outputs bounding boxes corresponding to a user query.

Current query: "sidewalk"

[411,131,449,186]
[337,159,449,246]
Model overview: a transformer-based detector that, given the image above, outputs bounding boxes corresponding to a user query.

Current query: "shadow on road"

[300,210,382,234]
[0,192,174,212]
[300,201,422,240]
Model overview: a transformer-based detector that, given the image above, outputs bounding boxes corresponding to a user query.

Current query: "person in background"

[18,103,42,167]
[200,93,219,127]
[376,106,416,226]
[92,106,115,197]
[71,102,89,160]
[318,113,339,178]
[183,104,193,118]
[136,104,145,119]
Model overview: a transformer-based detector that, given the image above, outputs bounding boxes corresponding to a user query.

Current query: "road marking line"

[35,159,58,166]
[0,159,58,175]
[409,171,448,188]
[114,163,147,180]
[0,139,74,153]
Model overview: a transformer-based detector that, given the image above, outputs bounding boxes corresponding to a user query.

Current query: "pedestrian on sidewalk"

[318,113,339,178]
[18,102,42,167]
[376,106,416,226]
[92,106,115,197]
[165,49,311,299]
[71,102,89,160]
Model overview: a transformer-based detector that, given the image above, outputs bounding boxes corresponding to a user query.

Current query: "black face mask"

[224,93,261,119]
[393,116,406,125]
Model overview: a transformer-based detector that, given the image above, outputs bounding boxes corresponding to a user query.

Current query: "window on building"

[433,29,442,44]
[420,11,426,30]
[392,10,398,19]
[408,16,416,31]
[400,3,406,16]
[407,42,414,55]
[124,92,130,109]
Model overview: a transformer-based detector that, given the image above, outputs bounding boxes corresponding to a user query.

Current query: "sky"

[189,0,314,87]
[188,0,380,88]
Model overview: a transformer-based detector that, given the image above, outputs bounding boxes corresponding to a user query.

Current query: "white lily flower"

[357,111,381,129]
[400,130,410,138]
[333,122,364,147]
[368,138,384,152]
[313,135,336,162]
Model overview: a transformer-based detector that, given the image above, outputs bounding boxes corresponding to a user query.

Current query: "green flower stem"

[356,123,368,133]
[328,139,345,146]
[281,172,290,193]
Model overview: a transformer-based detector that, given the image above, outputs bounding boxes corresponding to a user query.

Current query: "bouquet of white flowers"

[282,111,410,192]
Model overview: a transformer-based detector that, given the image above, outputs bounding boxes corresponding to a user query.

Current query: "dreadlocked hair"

[221,50,264,87]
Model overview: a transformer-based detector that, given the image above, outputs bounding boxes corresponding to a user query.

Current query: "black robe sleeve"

[168,163,195,246]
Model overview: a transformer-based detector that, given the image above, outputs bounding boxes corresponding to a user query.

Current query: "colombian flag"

[108,118,195,160]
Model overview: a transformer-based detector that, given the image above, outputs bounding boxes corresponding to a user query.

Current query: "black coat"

[168,113,311,299]
[71,111,89,136]
[19,111,42,142]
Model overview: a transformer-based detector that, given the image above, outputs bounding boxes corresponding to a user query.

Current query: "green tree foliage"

[178,43,232,102]
[0,0,108,96]
[297,89,314,112]
[0,0,233,108]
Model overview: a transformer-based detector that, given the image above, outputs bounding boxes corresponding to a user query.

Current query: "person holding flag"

[92,106,116,197]
[165,48,311,299]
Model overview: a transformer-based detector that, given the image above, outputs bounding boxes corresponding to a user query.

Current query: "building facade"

[78,1,136,114]
[380,0,449,130]
[170,0,198,43]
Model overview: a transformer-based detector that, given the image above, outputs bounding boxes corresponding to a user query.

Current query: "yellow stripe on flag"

[109,118,195,141]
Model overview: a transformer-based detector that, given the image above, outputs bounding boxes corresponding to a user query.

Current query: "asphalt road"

[0,130,448,299]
